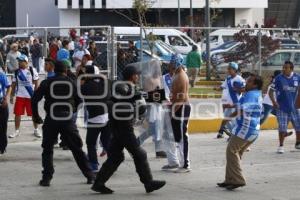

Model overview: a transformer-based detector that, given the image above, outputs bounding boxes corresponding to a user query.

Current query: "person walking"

[81,66,111,172]
[9,54,41,138]
[0,70,11,155]
[217,74,263,190]
[30,39,43,73]
[6,43,21,73]
[269,61,300,154]
[57,40,70,61]
[186,45,202,87]
[214,62,245,138]
[91,65,166,194]
[170,54,192,173]
[31,61,95,186]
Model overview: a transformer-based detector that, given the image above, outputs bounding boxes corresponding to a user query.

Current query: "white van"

[114,27,199,55]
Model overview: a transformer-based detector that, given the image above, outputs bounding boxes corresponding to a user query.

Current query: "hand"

[273,102,280,109]
[33,116,44,124]
[1,98,8,108]
[10,97,14,104]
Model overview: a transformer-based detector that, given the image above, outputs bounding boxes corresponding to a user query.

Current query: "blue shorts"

[276,109,300,133]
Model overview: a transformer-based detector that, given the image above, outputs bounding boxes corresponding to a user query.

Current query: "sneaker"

[9,130,20,138]
[39,179,51,187]
[161,164,179,171]
[34,129,42,138]
[277,146,284,154]
[91,183,114,194]
[144,180,166,193]
[216,132,224,139]
[174,167,191,173]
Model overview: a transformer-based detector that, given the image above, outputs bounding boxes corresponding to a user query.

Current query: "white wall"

[106,0,268,9]
[235,8,265,27]
[59,10,80,36]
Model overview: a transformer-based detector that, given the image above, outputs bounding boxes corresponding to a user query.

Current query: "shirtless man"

[170,54,191,173]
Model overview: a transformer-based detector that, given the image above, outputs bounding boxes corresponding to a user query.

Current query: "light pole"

[190,0,194,38]
[178,0,181,27]
[205,0,211,80]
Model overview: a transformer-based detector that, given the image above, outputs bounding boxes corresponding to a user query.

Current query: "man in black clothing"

[91,65,166,194]
[81,66,111,172]
[31,61,94,187]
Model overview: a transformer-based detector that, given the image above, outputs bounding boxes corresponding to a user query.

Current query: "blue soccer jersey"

[271,73,300,113]
[0,72,11,102]
[233,89,263,142]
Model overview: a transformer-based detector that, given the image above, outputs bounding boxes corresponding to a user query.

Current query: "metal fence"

[1,26,300,121]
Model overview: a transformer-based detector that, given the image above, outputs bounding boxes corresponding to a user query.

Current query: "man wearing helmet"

[169,54,192,173]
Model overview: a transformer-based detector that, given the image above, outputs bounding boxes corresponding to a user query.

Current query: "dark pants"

[32,57,40,73]
[94,119,153,185]
[0,106,9,153]
[41,116,93,180]
[86,123,111,165]
[171,104,191,168]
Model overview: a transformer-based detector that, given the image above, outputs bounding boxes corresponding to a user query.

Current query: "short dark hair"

[54,61,67,74]
[62,40,69,48]
[250,74,263,90]
[284,61,294,70]
[45,58,55,66]
[192,45,198,51]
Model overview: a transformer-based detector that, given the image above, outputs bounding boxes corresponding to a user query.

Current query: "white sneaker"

[34,129,42,138]
[277,146,284,154]
[174,167,191,173]
[9,130,20,138]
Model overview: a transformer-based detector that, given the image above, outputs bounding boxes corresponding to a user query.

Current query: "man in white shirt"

[9,54,41,138]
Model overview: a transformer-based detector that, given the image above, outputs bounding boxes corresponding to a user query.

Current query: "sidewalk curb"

[188,116,288,134]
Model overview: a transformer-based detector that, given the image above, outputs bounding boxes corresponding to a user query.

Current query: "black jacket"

[81,77,111,119]
[32,74,82,120]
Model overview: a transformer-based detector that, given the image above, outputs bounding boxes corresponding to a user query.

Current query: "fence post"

[43,28,48,58]
[258,28,262,76]
[109,27,117,80]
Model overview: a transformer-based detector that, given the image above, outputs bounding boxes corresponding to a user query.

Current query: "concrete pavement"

[1,122,300,200]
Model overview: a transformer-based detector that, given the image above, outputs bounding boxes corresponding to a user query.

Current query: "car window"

[209,36,218,43]
[294,53,300,65]
[181,34,194,45]
[168,36,188,47]
[267,52,292,66]
[223,36,234,42]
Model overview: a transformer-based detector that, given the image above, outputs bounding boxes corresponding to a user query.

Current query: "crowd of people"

[1,29,300,194]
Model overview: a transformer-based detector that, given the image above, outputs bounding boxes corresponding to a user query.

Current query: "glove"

[33,115,44,124]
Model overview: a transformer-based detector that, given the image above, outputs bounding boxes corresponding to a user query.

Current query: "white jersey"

[13,67,39,98]
[221,75,245,105]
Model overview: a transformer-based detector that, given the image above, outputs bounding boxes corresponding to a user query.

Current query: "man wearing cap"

[214,62,245,138]
[92,65,166,194]
[9,54,41,138]
[31,61,95,186]
[169,54,192,173]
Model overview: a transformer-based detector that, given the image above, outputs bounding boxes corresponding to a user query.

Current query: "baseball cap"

[228,62,239,70]
[122,65,141,81]
[17,54,29,62]
[170,53,184,68]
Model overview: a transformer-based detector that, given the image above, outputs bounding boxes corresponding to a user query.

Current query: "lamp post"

[178,0,181,27]
[205,0,211,80]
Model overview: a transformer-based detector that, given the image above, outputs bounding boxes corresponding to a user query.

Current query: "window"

[181,34,194,45]
[168,36,187,47]
[267,52,292,66]
[223,36,234,42]
[293,53,300,65]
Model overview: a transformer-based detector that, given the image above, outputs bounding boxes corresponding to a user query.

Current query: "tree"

[222,30,280,71]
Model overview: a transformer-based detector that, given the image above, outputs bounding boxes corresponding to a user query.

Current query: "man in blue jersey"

[269,61,300,154]
[217,74,263,190]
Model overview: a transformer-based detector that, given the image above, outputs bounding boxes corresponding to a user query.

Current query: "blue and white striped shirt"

[233,89,263,142]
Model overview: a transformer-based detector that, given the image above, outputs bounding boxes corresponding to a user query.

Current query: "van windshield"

[181,34,194,45]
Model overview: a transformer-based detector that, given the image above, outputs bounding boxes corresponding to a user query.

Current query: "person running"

[217,74,263,190]
[186,45,202,87]
[9,54,41,138]
[269,61,300,154]
[0,69,11,155]
[91,65,166,194]
[170,54,192,173]
[214,62,245,139]
[81,66,111,172]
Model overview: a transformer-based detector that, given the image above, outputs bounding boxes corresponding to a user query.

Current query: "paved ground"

[1,121,300,200]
